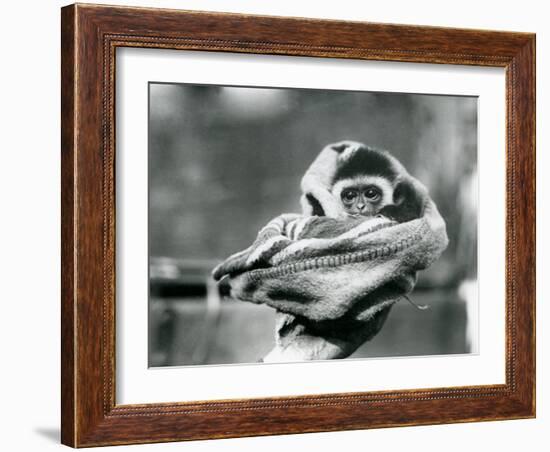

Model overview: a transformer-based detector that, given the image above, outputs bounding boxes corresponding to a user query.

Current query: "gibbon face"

[332,176,395,218]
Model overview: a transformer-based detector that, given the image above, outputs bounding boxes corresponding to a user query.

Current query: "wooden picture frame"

[61,3,535,447]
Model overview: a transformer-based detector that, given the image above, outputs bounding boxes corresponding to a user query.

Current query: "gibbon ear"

[379,179,424,223]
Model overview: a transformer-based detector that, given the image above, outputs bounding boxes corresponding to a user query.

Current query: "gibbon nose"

[357,203,366,211]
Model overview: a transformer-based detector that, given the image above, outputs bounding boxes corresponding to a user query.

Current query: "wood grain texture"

[60,3,536,447]
[60,5,76,446]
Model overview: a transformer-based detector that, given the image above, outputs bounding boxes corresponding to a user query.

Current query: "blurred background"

[148,82,478,367]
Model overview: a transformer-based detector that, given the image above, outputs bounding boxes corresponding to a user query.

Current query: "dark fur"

[331,148,399,184]
[378,179,424,223]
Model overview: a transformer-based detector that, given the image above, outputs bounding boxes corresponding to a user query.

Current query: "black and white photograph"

[148,83,478,367]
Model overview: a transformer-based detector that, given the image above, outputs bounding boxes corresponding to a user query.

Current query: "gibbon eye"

[341,189,357,203]
[364,186,381,201]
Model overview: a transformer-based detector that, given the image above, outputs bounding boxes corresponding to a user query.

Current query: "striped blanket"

[212,199,447,323]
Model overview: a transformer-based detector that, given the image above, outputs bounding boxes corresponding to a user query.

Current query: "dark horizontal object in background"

[151,282,207,298]
[149,257,231,297]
